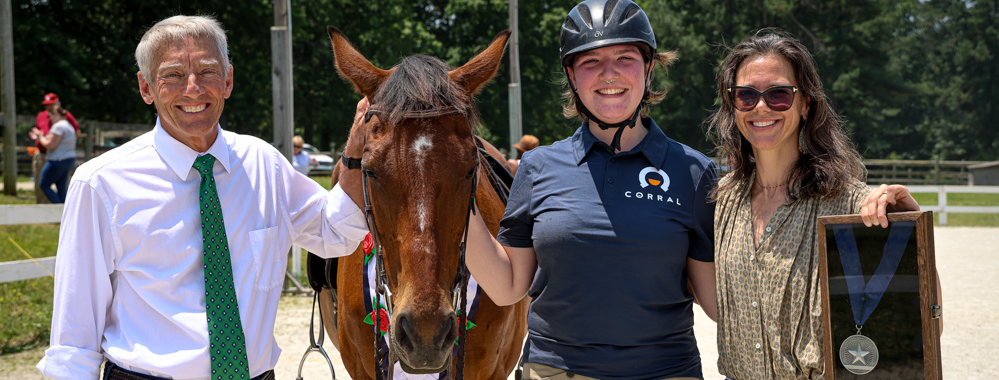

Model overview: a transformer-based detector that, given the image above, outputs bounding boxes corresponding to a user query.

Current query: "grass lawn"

[311,176,333,191]
[0,277,53,355]
[0,190,38,205]
[1,190,60,354]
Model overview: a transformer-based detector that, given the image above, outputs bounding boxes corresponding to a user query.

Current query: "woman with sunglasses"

[466,0,717,378]
[706,30,920,379]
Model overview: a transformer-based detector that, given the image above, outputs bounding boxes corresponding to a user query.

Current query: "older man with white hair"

[37,15,367,380]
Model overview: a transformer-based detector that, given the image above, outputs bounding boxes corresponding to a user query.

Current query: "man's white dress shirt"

[37,120,367,379]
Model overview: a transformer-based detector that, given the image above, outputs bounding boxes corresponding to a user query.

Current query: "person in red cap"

[33,93,79,203]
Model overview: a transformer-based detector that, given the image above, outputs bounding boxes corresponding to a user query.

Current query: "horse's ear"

[449,30,511,96]
[328,26,391,98]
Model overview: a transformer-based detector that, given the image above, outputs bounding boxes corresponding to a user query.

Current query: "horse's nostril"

[396,315,415,351]
[438,313,458,350]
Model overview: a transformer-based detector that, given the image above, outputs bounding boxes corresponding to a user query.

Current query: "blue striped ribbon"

[831,221,914,326]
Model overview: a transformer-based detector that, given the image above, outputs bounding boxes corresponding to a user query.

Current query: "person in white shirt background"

[291,135,318,176]
[37,15,369,380]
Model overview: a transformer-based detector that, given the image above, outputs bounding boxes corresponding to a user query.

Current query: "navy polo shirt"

[497,118,716,379]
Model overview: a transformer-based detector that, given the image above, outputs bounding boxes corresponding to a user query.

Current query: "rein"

[357,104,479,380]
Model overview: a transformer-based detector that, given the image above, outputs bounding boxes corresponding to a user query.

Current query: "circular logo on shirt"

[638,167,670,192]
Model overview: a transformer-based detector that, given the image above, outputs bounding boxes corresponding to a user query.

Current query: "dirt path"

[272,295,350,379]
[4,226,997,379]
[281,226,999,379]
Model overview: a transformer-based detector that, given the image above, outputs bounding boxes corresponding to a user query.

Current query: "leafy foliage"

[7,0,997,160]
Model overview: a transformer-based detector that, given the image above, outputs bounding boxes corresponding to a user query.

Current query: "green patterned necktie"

[193,154,251,380]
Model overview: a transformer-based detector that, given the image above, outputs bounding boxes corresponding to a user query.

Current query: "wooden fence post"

[934,160,941,185]
[1,0,17,195]
[85,121,95,160]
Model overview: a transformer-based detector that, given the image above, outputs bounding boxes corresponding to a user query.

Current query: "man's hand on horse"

[344,97,368,158]
[338,97,369,207]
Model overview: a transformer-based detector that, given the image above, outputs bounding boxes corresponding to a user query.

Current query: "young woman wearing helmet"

[466,0,717,378]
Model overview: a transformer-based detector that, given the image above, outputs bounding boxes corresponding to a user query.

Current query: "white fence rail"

[0,256,55,282]
[0,204,63,225]
[0,204,307,289]
[0,204,62,283]
[907,185,999,226]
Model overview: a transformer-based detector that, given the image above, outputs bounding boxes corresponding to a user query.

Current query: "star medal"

[830,222,914,375]
[839,331,879,374]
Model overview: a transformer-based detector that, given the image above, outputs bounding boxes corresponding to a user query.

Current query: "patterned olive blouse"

[714,172,870,380]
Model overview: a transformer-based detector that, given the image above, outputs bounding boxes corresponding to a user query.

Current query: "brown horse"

[319,27,529,380]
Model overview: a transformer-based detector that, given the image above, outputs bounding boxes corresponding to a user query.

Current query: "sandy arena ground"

[3,226,997,379]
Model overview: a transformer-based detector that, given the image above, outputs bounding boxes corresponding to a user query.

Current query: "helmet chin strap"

[579,101,642,154]
[564,67,652,154]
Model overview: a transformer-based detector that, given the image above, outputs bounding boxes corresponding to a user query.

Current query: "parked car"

[302,143,334,175]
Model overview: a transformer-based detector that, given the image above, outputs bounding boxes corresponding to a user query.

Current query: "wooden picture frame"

[817,211,942,380]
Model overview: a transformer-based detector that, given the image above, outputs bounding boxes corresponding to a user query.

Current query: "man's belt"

[103,362,275,380]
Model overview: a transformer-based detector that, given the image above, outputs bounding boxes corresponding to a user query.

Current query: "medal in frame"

[818,211,942,379]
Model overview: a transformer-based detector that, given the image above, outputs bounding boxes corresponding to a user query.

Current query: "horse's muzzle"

[392,309,458,373]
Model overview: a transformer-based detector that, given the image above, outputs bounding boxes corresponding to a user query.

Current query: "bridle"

[346,104,480,380]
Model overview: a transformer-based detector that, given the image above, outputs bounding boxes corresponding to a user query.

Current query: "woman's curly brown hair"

[707,29,865,201]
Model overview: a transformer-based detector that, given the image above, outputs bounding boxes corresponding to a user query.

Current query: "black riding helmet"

[560,0,657,153]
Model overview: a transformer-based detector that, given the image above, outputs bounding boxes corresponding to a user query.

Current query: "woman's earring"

[798,117,810,155]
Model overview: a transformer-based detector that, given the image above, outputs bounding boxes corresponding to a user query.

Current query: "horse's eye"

[465,167,476,179]
[364,169,379,180]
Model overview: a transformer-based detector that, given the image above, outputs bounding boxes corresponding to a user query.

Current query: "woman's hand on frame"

[861,184,920,228]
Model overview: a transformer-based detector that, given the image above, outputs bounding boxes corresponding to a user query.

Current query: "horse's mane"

[374,55,479,127]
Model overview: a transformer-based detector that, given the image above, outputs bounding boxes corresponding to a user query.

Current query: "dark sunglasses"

[728,85,798,112]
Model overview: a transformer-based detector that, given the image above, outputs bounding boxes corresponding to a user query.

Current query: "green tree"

[290,0,449,151]
[11,0,275,134]
[9,0,995,162]
[902,0,999,160]
[639,0,930,158]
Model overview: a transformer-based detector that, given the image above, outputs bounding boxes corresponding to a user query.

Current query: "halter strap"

[341,151,362,170]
